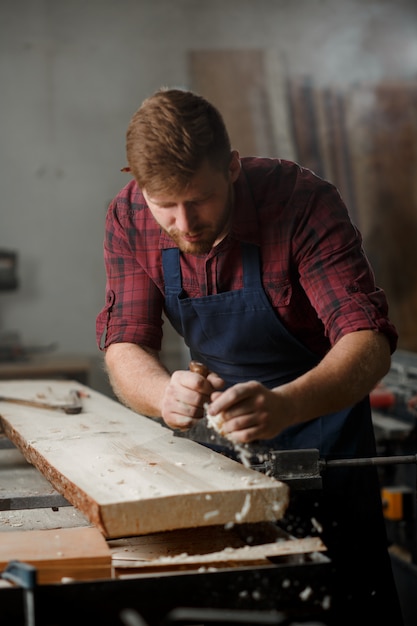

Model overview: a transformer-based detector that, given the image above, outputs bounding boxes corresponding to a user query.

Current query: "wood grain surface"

[0,380,289,539]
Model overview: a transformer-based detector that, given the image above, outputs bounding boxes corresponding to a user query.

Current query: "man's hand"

[105,343,225,426]
[161,368,224,431]
[207,330,392,444]
[207,381,286,443]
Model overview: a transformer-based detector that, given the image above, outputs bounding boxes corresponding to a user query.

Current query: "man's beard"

[165,184,233,255]
[167,229,217,255]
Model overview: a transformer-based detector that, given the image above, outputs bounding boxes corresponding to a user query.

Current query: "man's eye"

[186,200,204,209]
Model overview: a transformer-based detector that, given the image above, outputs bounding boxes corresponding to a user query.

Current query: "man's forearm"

[275,330,392,426]
[104,342,170,417]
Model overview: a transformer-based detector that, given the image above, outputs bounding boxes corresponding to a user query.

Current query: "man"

[96,88,403,624]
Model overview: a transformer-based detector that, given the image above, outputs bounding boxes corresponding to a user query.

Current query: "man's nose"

[176,204,196,231]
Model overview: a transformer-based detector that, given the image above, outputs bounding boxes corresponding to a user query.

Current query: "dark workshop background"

[1,0,417,393]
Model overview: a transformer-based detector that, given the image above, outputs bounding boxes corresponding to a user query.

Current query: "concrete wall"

[1,0,417,389]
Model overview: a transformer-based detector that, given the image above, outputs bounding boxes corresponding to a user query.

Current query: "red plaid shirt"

[96,157,397,356]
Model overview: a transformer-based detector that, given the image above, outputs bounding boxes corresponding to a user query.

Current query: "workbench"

[0,353,92,386]
[0,380,333,626]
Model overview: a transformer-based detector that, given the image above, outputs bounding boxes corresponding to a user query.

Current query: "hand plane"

[254,448,417,490]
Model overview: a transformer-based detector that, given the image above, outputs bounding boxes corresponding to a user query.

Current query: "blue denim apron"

[162,242,371,459]
[161,242,402,624]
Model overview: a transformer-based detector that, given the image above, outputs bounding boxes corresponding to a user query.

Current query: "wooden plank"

[0,380,289,539]
[112,537,325,573]
[286,76,325,177]
[110,521,284,563]
[264,51,297,162]
[345,79,417,351]
[189,50,277,157]
[0,526,112,584]
[109,523,326,573]
[366,80,417,352]
[312,87,358,222]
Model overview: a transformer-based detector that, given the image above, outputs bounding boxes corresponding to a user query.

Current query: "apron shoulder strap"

[162,248,181,295]
[241,243,262,289]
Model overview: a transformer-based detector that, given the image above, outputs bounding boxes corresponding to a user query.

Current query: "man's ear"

[229,150,241,183]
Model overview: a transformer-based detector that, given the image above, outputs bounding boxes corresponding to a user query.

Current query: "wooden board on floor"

[0,380,289,539]
[0,526,112,584]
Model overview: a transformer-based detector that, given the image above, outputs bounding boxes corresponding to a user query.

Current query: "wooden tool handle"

[0,389,82,414]
[189,361,209,377]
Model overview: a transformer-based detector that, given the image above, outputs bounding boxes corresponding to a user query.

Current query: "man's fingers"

[208,381,258,416]
[207,372,225,390]
[227,425,262,444]
[176,398,205,419]
[172,415,194,431]
[163,366,226,432]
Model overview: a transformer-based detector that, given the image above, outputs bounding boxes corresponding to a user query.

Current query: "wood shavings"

[235,493,251,522]
[204,403,253,468]
[299,586,313,601]
[204,403,227,437]
[311,517,323,533]
[203,510,220,520]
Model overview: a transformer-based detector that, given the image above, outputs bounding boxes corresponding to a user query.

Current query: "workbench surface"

[0,412,332,626]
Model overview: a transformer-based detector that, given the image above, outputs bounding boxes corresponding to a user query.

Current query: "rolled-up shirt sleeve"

[96,189,164,352]
[293,180,398,353]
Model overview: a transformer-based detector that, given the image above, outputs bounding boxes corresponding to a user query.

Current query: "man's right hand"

[161,367,224,431]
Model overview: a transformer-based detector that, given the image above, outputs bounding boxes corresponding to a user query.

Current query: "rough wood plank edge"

[0,418,106,531]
